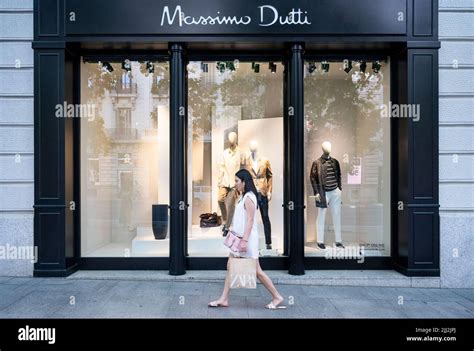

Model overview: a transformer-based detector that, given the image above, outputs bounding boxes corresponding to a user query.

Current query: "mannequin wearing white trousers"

[316,188,342,243]
[310,141,344,249]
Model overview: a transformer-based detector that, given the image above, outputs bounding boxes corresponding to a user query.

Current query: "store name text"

[161,5,312,27]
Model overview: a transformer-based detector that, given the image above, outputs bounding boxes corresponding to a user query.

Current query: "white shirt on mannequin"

[218,146,242,188]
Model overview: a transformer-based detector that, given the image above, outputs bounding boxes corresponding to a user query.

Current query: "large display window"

[187,60,284,257]
[80,60,170,257]
[304,59,391,257]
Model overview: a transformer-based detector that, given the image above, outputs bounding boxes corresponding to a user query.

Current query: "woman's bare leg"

[211,255,233,306]
[256,260,284,306]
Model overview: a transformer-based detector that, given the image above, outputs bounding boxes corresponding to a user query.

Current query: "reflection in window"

[304,60,391,257]
[188,61,284,257]
[80,60,170,257]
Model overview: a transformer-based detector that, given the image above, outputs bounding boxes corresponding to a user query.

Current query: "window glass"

[81,60,170,257]
[187,61,284,257]
[304,60,391,258]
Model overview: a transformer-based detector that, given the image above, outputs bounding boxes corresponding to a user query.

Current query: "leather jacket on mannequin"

[242,141,273,248]
[310,154,342,208]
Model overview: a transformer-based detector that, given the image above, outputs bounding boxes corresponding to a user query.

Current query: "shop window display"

[80,60,170,257]
[187,61,284,257]
[304,60,391,257]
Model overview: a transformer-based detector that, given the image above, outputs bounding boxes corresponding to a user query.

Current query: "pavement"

[0,273,473,318]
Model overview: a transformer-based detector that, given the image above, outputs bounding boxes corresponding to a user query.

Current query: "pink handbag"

[223,230,242,253]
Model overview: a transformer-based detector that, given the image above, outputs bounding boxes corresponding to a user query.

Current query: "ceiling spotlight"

[146,61,154,74]
[122,59,131,72]
[253,63,260,73]
[270,62,277,73]
[321,61,330,73]
[372,61,382,73]
[226,61,236,71]
[343,60,353,73]
[201,62,208,73]
[217,61,226,73]
[308,61,317,74]
[101,62,114,73]
[360,61,367,74]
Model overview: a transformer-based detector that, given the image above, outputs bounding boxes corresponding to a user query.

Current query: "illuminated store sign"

[160,5,312,27]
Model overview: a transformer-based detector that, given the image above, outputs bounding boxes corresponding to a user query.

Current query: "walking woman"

[208,169,286,309]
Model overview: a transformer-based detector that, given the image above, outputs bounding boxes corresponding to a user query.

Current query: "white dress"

[229,192,259,259]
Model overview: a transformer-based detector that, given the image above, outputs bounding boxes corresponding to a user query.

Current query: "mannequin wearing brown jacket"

[244,140,273,249]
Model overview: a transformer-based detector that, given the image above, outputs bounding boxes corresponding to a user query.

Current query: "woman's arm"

[242,195,256,242]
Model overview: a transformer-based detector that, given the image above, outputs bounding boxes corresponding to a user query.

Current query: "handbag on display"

[228,257,257,289]
[199,212,222,228]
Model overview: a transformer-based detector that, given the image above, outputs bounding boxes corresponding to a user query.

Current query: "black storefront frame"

[33,0,440,278]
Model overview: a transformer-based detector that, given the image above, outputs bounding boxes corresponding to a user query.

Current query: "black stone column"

[287,44,305,275]
[283,61,290,257]
[33,43,77,277]
[169,44,187,275]
[393,43,440,276]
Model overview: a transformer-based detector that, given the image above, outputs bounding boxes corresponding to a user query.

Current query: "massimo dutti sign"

[64,0,407,36]
[157,5,312,27]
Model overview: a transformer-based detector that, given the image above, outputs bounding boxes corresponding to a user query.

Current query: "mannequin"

[218,132,244,235]
[245,140,273,249]
[310,141,344,249]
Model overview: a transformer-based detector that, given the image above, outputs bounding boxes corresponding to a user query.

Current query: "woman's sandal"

[208,301,228,308]
[265,301,287,310]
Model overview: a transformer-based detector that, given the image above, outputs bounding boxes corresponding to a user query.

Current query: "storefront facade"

[33,0,440,277]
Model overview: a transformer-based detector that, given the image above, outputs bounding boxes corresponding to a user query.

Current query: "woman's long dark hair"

[235,169,259,209]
